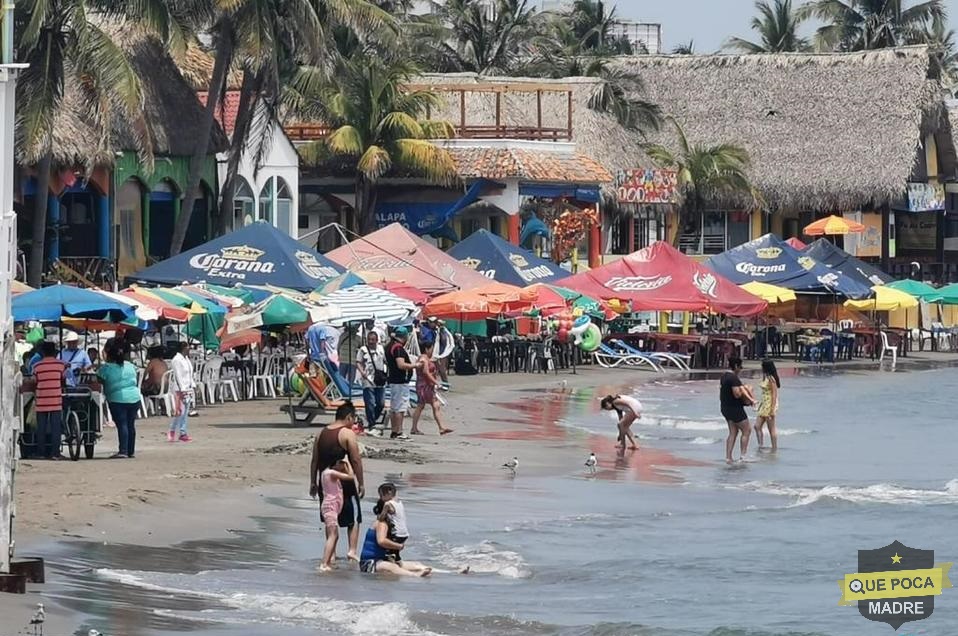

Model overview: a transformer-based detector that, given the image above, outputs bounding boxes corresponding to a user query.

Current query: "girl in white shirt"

[600,394,642,450]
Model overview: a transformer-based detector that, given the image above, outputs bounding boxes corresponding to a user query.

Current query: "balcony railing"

[286,81,576,143]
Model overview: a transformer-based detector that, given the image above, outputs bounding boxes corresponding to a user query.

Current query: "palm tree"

[431,0,536,74]
[725,0,810,53]
[569,0,631,54]
[15,0,179,286]
[925,16,958,94]
[799,0,945,51]
[297,56,459,234]
[525,16,661,134]
[214,0,394,235]
[645,118,760,248]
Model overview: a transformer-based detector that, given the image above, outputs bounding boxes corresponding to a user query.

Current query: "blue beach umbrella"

[13,284,134,322]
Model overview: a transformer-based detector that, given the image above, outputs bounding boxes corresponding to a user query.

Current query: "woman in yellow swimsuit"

[754,359,780,451]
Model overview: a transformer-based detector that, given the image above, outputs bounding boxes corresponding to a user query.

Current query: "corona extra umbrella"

[803,215,865,237]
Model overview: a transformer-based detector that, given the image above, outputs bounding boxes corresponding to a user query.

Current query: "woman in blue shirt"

[96,344,142,458]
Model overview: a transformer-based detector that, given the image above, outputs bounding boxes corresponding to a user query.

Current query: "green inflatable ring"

[579,323,601,352]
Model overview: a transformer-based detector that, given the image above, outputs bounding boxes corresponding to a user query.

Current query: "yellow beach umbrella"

[845,286,919,312]
[804,215,866,236]
[740,281,797,304]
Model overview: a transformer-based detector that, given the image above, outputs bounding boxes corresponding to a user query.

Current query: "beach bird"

[585,452,597,474]
[502,457,519,475]
[88,630,102,636]
[30,603,44,635]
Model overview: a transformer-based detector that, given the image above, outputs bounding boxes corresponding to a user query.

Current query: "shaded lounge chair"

[593,343,661,372]
[609,338,691,371]
[279,360,364,427]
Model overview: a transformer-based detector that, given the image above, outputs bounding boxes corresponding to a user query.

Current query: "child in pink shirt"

[320,459,355,571]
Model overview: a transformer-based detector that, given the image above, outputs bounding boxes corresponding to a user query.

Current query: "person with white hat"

[59,331,92,388]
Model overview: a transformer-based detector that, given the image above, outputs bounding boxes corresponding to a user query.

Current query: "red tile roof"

[197,90,241,136]
[447,147,611,183]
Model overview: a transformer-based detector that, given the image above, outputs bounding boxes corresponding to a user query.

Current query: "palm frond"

[420,119,456,139]
[298,140,334,166]
[326,125,364,155]
[391,138,458,186]
[377,111,425,140]
[357,144,392,180]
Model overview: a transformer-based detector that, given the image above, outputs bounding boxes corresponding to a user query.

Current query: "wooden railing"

[285,124,335,141]
[285,82,576,143]
[50,257,115,289]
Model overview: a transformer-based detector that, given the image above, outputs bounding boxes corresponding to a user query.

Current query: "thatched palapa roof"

[418,46,953,211]
[20,21,228,169]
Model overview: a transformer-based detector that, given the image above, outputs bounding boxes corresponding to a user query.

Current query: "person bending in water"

[600,394,642,450]
[720,356,756,464]
[754,359,781,451]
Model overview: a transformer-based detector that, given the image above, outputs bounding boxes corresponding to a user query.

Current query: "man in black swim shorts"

[719,356,755,464]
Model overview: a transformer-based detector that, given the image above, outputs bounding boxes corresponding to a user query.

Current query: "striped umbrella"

[315,284,417,325]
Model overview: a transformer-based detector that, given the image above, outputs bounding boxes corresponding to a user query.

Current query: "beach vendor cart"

[12,285,135,459]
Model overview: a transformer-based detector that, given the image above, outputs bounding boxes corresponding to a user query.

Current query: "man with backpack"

[356,330,387,432]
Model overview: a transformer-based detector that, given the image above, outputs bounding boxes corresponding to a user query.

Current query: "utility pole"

[0,0,26,580]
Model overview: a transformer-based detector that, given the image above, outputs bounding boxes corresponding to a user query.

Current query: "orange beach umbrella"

[803,215,865,236]
[424,282,541,320]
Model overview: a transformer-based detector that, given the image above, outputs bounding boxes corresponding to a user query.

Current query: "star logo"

[892,553,903,564]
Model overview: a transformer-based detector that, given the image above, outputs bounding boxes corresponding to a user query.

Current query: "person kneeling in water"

[359,491,431,577]
[359,484,470,576]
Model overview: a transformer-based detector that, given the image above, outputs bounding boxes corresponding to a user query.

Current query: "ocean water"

[30,365,958,636]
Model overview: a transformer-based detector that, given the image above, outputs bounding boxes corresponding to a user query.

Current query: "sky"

[614,0,958,53]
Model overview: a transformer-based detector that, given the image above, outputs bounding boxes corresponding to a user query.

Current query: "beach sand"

[3,351,956,633]
[1,368,606,632]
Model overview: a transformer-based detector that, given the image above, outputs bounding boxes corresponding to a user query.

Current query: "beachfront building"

[293,77,612,268]
[197,90,301,238]
[16,28,227,284]
[600,46,958,281]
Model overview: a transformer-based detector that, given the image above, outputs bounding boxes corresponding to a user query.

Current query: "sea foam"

[738,479,958,507]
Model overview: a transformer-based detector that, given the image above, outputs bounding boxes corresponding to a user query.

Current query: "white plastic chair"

[252,354,276,398]
[204,356,239,403]
[193,360,208,406]
[879,331,897,366]
[147,369,175,415]
[135,367,151,418]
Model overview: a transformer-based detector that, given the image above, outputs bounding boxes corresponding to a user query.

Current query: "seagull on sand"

[88,630,102,636]
[29,603,44,635]
[585,452,597,474]
[502,457,519,475]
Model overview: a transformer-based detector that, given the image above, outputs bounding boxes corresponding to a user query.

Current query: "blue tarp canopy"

[520,216,551,247]
[13,284,134,322]
[706,234,873,299]
[129,221,343,291]
[448,229,568,287]
[803,238,893,288]
[376,179,502,241]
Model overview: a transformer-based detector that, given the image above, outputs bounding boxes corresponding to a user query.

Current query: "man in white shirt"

[59,331,92,387]
[169,342,196,443]
[356,331,386,429]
